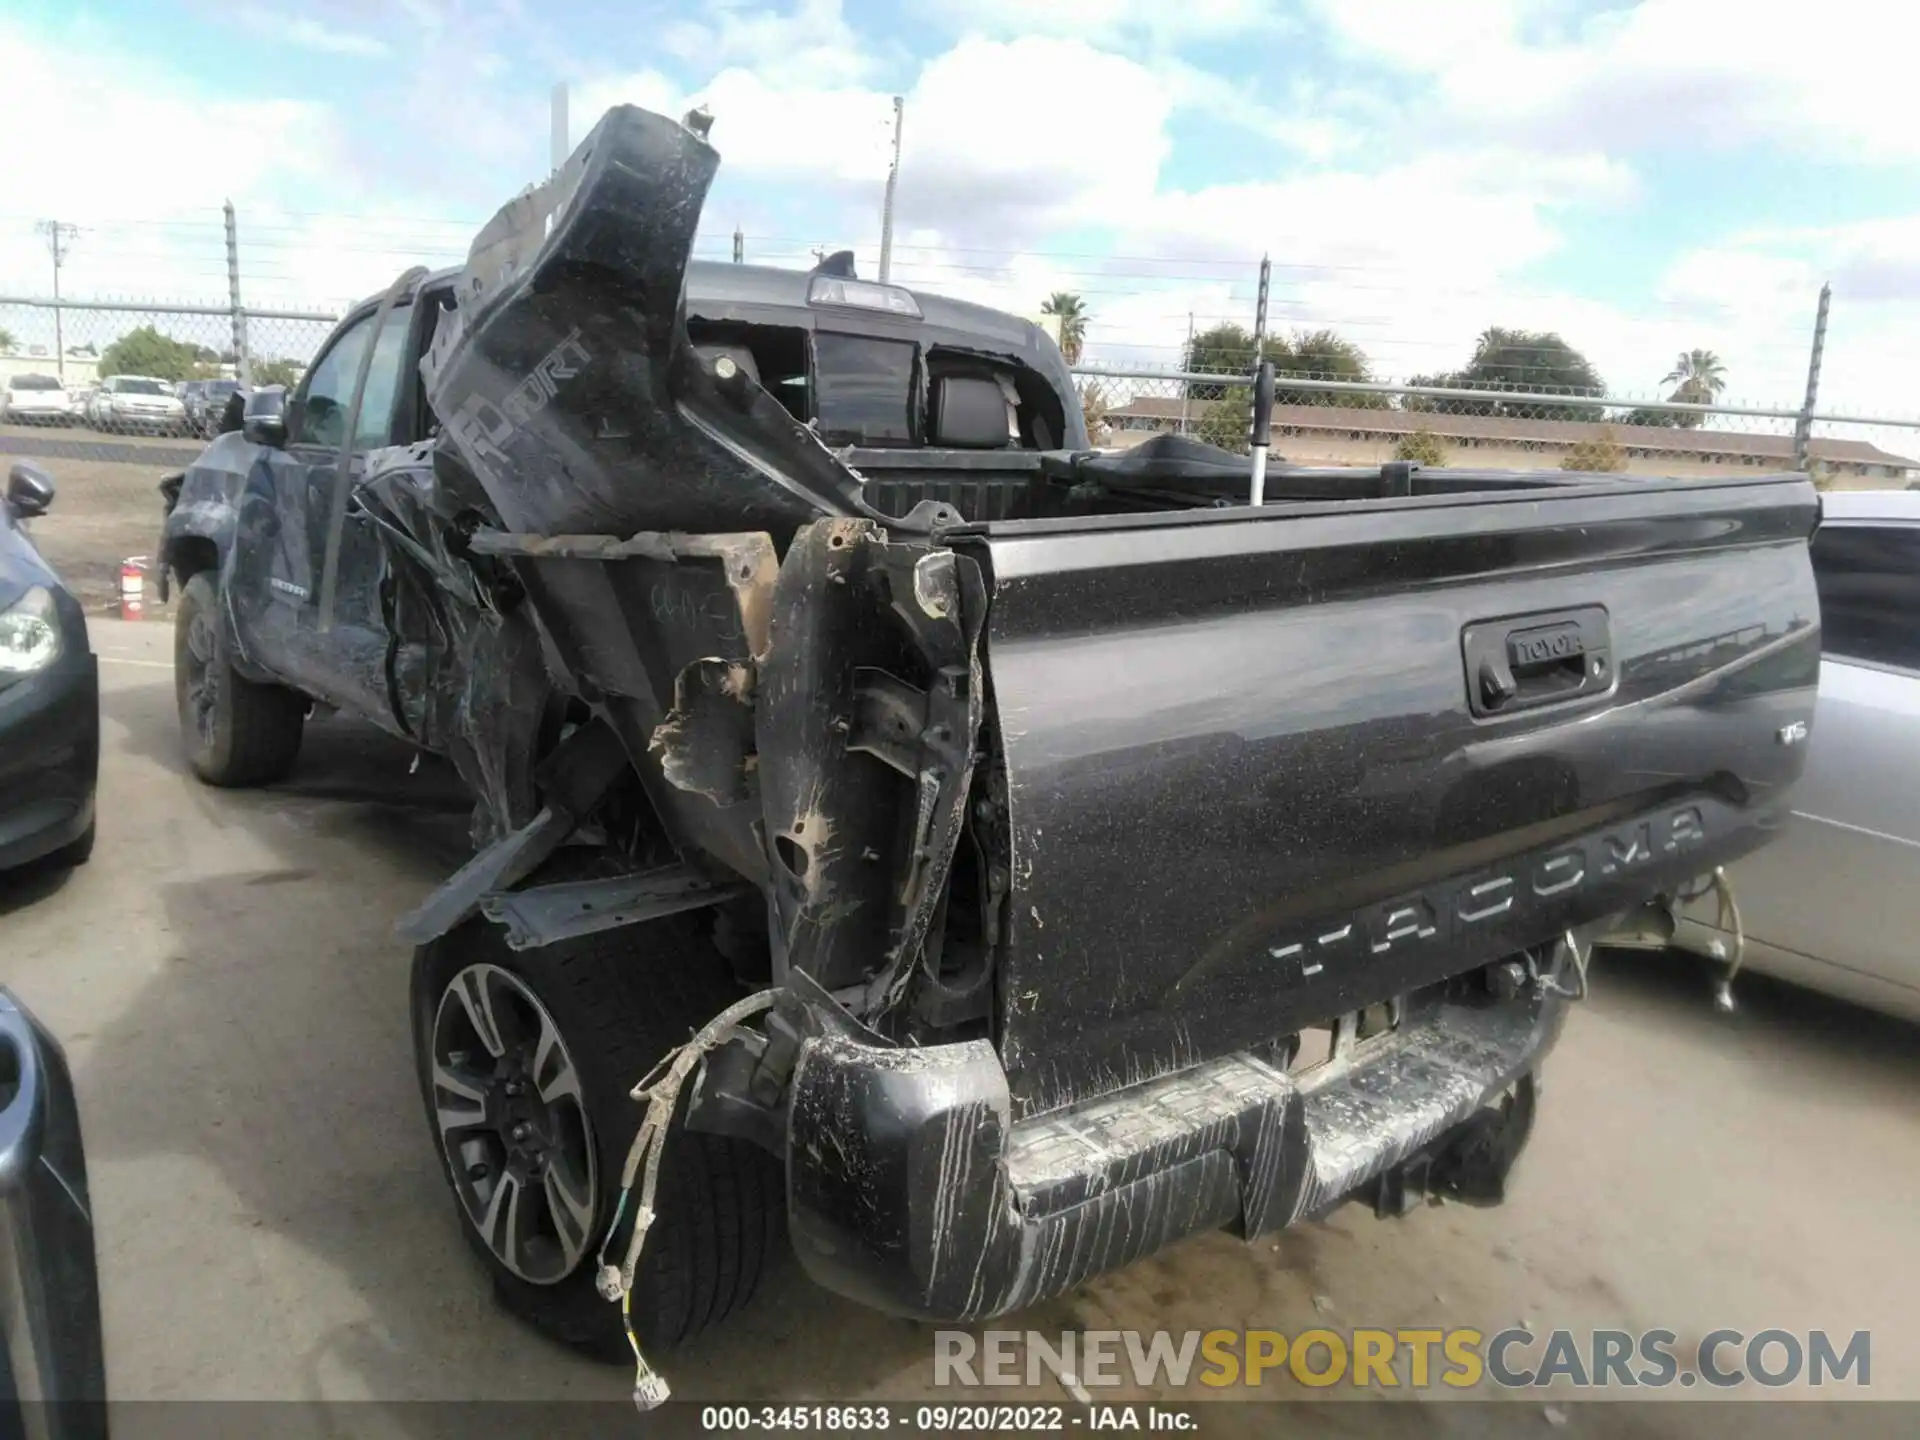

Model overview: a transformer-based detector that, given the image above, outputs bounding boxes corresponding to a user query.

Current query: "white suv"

[1,374,75,425]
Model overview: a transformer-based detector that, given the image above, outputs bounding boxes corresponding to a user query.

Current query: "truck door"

[235,300,415,713]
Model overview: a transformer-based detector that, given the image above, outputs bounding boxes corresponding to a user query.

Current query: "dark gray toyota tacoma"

[159,105,1821,1365]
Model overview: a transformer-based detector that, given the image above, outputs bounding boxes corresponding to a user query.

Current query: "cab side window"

[1810,523,1920,672]
[292,303,415,450]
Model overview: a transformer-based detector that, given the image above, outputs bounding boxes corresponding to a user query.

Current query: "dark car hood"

[0,510,60,613]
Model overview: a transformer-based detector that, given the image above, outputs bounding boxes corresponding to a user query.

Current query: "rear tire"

[410,899,782,1360]
[174,571,306,786]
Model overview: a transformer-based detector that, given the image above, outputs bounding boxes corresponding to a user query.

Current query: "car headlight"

[0,587,62,675]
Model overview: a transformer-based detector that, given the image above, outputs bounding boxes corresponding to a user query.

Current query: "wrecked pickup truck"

[159,104,1822,1369]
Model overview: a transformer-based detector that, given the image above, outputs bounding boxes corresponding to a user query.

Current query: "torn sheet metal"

[421,104,896,545]
[751,518,987,1008]
[468,526,782,885]
[650,658,757,806]
[480,865,751,950]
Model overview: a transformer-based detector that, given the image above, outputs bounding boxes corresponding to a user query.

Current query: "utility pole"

[878,95,904,283]
[1179,312,1194,436]
[733,226,744,264]
[1793,282,1831,473]
[224,201,252,386]
[36,220,79,383]
[550,82,569,176]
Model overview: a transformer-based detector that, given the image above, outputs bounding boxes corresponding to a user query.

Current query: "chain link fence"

[0,296,337,436]
[4,205,1918,487]
[1073,364,1920,489]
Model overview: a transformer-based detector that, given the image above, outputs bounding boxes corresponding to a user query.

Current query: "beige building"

[1103,396,1918,488]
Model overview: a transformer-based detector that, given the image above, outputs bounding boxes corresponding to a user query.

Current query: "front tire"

[410,904,781,1359]
[174,571,306,786]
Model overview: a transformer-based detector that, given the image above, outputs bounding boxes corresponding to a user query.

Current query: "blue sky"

[4,0,1919,413]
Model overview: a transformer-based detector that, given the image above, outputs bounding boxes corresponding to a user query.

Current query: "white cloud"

[657,0,875,87]
[916,0,1284,46]
[1312,0,1920,163]
[0,21,342,308]
[234,11,392,58]
[895,38,1171,245]
[578,35,1171,249]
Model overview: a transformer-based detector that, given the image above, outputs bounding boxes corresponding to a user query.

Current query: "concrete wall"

[1,354,100,386]
[1107,423,1909,489]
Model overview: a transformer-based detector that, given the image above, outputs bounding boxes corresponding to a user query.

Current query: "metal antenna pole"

[1253,254,1271,361]
[878,95,903,283]
[36,220,78,384]
[550,83,569,176]
[1793,282,1831,473]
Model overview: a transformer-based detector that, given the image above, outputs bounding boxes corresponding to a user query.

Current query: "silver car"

[1646,490,1920,1020]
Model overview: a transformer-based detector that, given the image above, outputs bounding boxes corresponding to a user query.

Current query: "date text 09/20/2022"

[699,1406,1196,1431]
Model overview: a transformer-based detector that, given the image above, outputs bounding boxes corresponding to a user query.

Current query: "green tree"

[1183,323,1383,407]
[0,326,16,354]
[1196,385,1252,453]
[1393,429,1449,465]
[1183,323,1258,399]
[1078,378,1111,445]
[1269,328,1387,409]
[1561,428,1627,473]
[98,325,221,382]
[1408,328,1606,419]
[1617,406,1682,427]
[1658,348,1726,429]
[252,357,304,388]
[1040,292,1088,365]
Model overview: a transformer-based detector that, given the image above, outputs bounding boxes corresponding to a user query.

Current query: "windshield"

[8,375,62,391]
[208,380,240,396]
[116,379,170,396]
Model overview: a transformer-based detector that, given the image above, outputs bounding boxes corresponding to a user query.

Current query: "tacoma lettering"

[1269,803,1714,975]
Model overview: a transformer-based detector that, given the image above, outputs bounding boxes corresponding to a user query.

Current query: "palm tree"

[1041,292,1088,365]
[1662,348,1727,405]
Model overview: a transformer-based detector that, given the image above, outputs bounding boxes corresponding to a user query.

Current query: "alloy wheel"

[429,963,599,1284]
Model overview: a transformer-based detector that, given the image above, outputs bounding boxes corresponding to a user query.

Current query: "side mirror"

[242,385,289,447]
[6,461,55,518]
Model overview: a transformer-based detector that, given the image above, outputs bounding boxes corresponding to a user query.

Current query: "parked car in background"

[0,462,97,872]
[182,378,242,438]
[86,375,188,435]
[2,374,75,426]
[1611,491,1920,1022]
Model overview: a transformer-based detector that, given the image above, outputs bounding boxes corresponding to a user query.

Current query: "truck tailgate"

[964,474,1819,1117]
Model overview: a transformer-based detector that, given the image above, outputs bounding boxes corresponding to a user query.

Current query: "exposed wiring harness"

[1706,865,1746,1012]
[1537,931,1590,1001]
[594,988,781,1411]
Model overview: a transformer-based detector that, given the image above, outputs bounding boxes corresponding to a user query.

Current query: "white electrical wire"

[1709,865,1746,1012]
[595,988,781,1411]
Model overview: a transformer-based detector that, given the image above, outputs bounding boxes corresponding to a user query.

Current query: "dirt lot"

[3,465,1916,1429]
[5,440,180,609]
